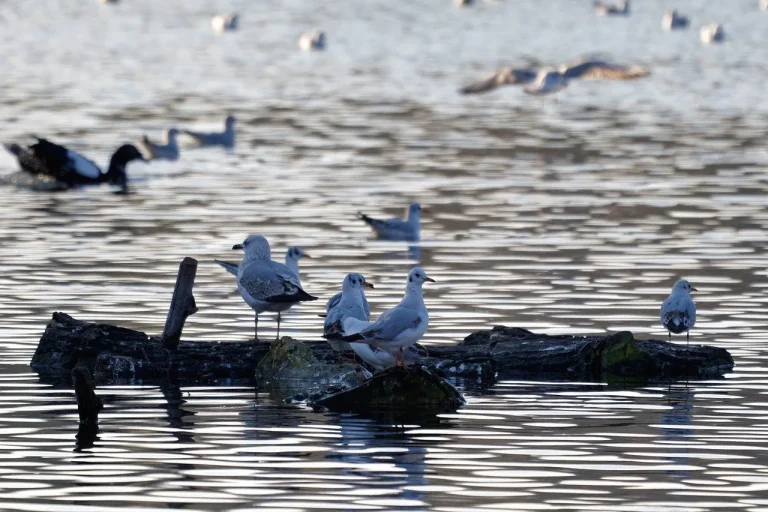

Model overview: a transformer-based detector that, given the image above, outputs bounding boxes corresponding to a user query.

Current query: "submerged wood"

[32,313,733,387]
[71,366,103,425]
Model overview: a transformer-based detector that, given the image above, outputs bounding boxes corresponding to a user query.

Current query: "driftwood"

[161,257,198,350]
[71,366,103,425]
[32,313,733,387]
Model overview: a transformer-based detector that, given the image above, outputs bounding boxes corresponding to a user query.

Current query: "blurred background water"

[0,0,767,510]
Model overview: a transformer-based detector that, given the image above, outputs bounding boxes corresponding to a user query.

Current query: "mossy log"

[31,313,733,388]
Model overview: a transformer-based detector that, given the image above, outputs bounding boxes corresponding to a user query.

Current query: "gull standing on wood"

[660,279,697,343]
[700,23,724,44]
[323,273,374,353]
[4,138,144,190]
[298,30,326,51]
[181,115,236,149]
[357,203,422,241]
[211,14,239,34]
[458,67,537,95]
[330,267,434,367]
[524,69,568,96]
[662,9,689,30]
[137,128,180,161]
[594,0,629,16]
[227,235,317,341]
[216,246,310,283]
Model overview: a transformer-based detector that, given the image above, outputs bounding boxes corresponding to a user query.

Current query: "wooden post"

[72,366,103,425]
[161,257,199,350]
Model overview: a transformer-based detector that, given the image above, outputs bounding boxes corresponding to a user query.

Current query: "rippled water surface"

[1,0,768,510]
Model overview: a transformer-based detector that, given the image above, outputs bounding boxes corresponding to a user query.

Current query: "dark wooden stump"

[71,366,103,425]
[161,257,198,350]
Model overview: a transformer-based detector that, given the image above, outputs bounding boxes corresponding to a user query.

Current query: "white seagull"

[226,235,317,341]
[323,273,375,353]
[217,246,311,284]
[662,9,689,31]
[298,30,326,51]
[332,267,434,367]
[524,69,568,96]
[700,23,724,44]
[211,13,239,34]
[760,0,768,12]
[181,115,236,149]
[357,203,422,241]
[660,279,697,343]
[594,0,629,16]
[137,128,180,161]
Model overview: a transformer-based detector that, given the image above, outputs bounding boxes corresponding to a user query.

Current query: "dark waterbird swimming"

[4,138,145,189]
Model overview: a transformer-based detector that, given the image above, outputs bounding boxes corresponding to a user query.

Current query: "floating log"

[312,365,465,419]
[32,313,733,389]
[161,257,199,350]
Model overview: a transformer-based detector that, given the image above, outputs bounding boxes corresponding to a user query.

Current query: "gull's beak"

[425,277,436,283]
[303,254,313,259]
[364,281,375,289]
[232,244,244,250]
[691,287,698,292]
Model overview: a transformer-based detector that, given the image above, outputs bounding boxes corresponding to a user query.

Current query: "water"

[1,0,768,510]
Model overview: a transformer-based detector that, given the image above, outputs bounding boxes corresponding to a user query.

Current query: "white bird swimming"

[662,9,689,30]
[211,13,239,34]
[700,23,724,44]
[330,267,434,367]
[225,235,317,341]
[594,0,629,16]
[181,115,236,149]
[660,279,697,343]
[357,203,422,241]
[137,128,180,161]
[524,69,568,96]
[217,246,311,284]
[323,273,375,353]
[298,30,326,51]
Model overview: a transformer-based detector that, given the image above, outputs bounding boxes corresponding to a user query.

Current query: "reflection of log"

[33,314,733,387]
[71,366,103,425]
[161,257,199,350]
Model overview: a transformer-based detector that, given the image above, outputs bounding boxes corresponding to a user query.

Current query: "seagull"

[455,0,474,6]
[594,0,629,16]
[181,115,236,149]
[329,267,434,367]
[211,13,239,34]
[662,9,689,30]
[458,67,538,95]
[341,317,425,371]
[137,128,180,161]
[357,203,422,241]
[323,273,375,353]
[524,69,568,95]
[298,30,326,51]
[559,60,649,80]
[660,279,697,343]
[217,246,311,283]
[226,235,317,341]
[3,138,145,189]
[700,23,724,44]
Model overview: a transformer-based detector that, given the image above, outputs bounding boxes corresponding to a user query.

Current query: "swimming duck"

[4,138,144,189]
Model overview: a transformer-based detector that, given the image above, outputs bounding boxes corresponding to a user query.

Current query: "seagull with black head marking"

[660,279,697,344]
[329,267,434,367]
[323,273,374,353]
[357,203,422,241]
[227,235,317,341]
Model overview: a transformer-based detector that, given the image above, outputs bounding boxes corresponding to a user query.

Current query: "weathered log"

[311,365,465,420]
[161,257,198,350]
[71,366,103,425]
[32,314,734,388]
